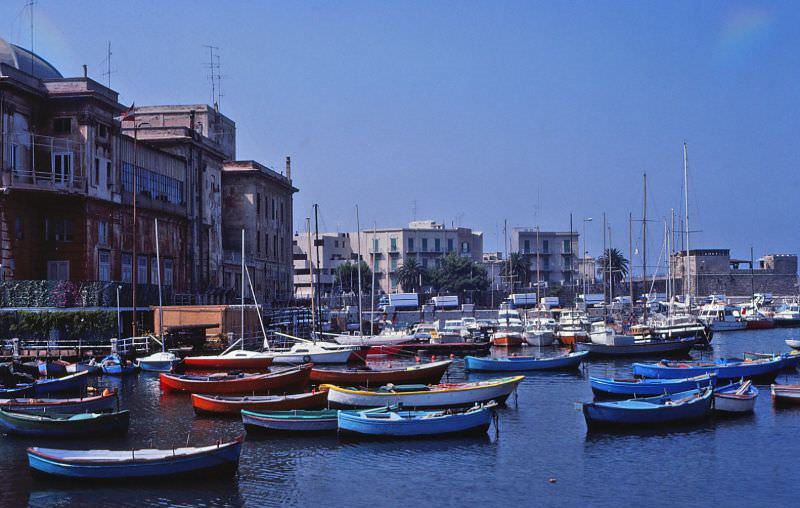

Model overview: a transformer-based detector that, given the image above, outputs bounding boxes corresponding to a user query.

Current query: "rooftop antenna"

[27,0,35,75]
[412,199,417,221]
[101,41,115,88]
[202,45,221,109]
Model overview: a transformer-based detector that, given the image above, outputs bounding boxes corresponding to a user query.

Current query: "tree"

[598,248,629,287]
[429,254,489,292]
[501,252,532,290]
[397,257,427,292]
[333,261,372,294]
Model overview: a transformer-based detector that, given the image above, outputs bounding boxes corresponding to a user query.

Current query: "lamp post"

[582,218,593,298]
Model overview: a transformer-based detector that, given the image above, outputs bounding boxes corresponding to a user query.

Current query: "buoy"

[431,355,437,361]
[450,353,455,359]
[548,478,557,484]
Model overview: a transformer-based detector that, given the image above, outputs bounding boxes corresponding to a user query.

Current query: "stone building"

[221,159,297,305]
[510,229,579,288]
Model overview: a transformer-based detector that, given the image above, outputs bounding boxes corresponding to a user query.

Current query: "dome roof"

[0,38,62,80]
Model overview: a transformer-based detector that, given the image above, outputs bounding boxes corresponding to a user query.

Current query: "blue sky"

[2,0,798,274]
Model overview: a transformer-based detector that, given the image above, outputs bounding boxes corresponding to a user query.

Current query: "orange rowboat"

[160,365,311,395]
[309,360,452,386]
[191,389,329,415]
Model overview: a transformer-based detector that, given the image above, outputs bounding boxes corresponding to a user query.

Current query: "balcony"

[1,133,87,195]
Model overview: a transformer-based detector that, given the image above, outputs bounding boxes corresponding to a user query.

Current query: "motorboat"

[522,309,557,346]
[556,309,589,345]
[774,303,800,327]
[698,303,746,332]
[492,309,525,347]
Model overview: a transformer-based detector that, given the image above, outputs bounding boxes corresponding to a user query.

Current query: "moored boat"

[771,384,800,405]
[309,360,451,386]
[582,387,714,428]
[576,336,696,357]
[323,376,524,408]
[714,380,757,413]
[270,342,360,365]
[589,374,715,398]
[136,351,180,373]
[192,390,328,415]
[338,403,496,438]
[33,371,89,396]
[241,409,339,434]
[632,356,784,381]
[785,339,800,350]
[99,354,139,376]
[184,349,273,370]
[27,437,243,479]
[160,364,311,395]
[556,309,589,345]
[0,408,130,437]
[464,351,587,372]
[0,389,118,414]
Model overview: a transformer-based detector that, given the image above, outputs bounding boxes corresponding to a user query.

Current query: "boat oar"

[735,380,751,396]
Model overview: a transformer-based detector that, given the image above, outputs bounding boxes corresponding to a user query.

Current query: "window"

[390,274,398,289]
[390,257,398,271]
[14,217,23,240]
[543,257,550,269]
[121,254,132,282]
[422,258,429,268]
[47,261,69,281]
[121,163,185,205]
[280,202,285,223]
[390,237,397,252]
[106,161,112,188]
[94,158,100,185]
[257,230,262,255]
[52,152,73,184]
[408,238,414,251]
[9,143,17,172]
[137,256,148,284]
[151,257,160,285]
[256,193,261,215]
[53,118,71,134]
[98,221,108,245]
[98,250,111,282]
[563,239,571,253]
[523,240,530,254]
[45,218,74,242]
[447,238,454,252]
[421,238,428,252]
[542,240,549,253]
[265,232,269,258]
[434,238,441,252]
[372,238,379,252]
[461,241,470,253]
[98,124,108,139]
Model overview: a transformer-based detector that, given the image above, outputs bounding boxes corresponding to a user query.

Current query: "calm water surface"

[4,328,800,507]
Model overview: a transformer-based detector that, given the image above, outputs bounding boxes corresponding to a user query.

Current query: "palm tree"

[397,257,426,292]
[501,252,531,291]
[598,248,629,287]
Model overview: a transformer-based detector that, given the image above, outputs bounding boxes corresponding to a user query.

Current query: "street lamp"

[582,218,593,297]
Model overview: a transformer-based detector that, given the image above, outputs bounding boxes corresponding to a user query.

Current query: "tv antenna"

[27,0,35,75]
[100,41,116,88]
[203,45,223,109]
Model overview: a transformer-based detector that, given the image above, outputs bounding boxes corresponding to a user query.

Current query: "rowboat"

[785,339,800,350]
[184,349,273,370]
[338,403,496,438]
[575,337,696,357]
[398,342,492,355]
[192,390,328,415]
[714,380,758,413]
[464,351,587,372]
[771,384,800,405]
[160,364,311,395]
[241,409,339,434]
[631,356,784,381]
[323,376,524,408]
[0,389,118,414]
[136,351,180,373]
[309,360,452,386]
[27,437,243,479]
[743,351,800,370]
[582,387,714,428]
[0,409,130,437]
[99,354,139,376]
[589,374,716,398]
[0,384,34,397]
[33,371,89,396]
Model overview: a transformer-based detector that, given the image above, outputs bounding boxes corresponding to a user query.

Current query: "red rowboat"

[184,350,274,370]
[309,360,452,386]
[191,389,329,415]
[160,365,311,395]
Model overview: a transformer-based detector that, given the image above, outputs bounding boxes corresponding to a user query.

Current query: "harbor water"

[4,327,800,507]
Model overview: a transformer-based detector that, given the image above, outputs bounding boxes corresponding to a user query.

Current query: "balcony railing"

[2,133,86,194]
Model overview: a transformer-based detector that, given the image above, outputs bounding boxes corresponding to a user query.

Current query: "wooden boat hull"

[589,375,715,398]
[0,384,34,398]
[27,439,242,479]
[309,360,451,386]
[583,388,713,428]
[632,357,784,381]
[0,409,130,437]
[192,390,328,415]
[323,376,524,409]
[771,385,800,405]
[745,319,775,330]
[242,409,338,433]
[575,337,696,357]
[556,332,588,346]
[491,334,524,347]
[523,331,555,347]
[160,365,311,395]
[714,382,758,413]
[338,406,493,437]
[0,390,118,414]
[34,371,89,396]
[464,352,587,372]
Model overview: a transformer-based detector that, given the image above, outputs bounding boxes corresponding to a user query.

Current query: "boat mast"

[608,222,613,304]
[642,172,648,320]
[370,223,377,335]
[683,143,691,303]
[602,212,606,306]
[664,219,671,317]
[306,218,316,336]
[536,226,541,306]
[628,212,634,311]
[240,228,245,350]
[154,218,164,352]
[313,204,322,340]
[355,205,363,336]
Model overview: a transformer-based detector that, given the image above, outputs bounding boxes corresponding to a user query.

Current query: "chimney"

[82,64,88,78]
[285,156,291,180]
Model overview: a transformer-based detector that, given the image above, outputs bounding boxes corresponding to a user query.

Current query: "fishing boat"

[0,409,130,437]
[0,389,118,414]
[642,312,710,342]
[491,309,525,347]
[771,384,800,405]
[523,315,557,347]
[464,351,587,372]
[632,355,785,381]
[309,360,451,386]
[27,437,243,479]
[556,309,589,345]
[323,376,524,408]
[589,374,715,398]
[714,380,758,413]
[191,390,329,415]
[774,303,800,327]
[136,351,179,373]
[0,384,34,397]
[160,364,311,395]
[338,403,496,438]
[33,371,89,396]
[184,349,274,370]
[241,409,339,434]
[582,387,714,428]
[743,351,800,370]
[698,303,746,332]
[99,354,139,376]
[576,336,696,357]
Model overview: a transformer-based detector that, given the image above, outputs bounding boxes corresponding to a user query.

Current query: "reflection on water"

[2,328,800,507]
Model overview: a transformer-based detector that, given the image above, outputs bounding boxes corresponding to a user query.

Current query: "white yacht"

[698,303,746,332]
[522,308,557,346]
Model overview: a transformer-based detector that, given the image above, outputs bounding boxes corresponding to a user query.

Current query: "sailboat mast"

[240,228,245,350]
[313,204,322,339]
[628,212,634,309]
[683,142,691,302]
[306,218,316,336]
[602,212,606,305]
[355,205,363,336]
[154,219,164,352]
[370,223,377,335]
[536,226,541,305]
[642,172,648,319]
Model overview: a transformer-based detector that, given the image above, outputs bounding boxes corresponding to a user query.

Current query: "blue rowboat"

[100,354,139,376]
[582,387,713,428]
[338,403,496,438]
[241,409,339,434]
[136,351,179,373]
[714,379,758,413]
[0,384,34,397]
[632,356,784,381]
[34,371,89,396]
[743,351,800,370]
[27,437,242,479]
[0,409,130,437]
[0,389,118,414]
[464,351,587,372]
[589,374,715,398]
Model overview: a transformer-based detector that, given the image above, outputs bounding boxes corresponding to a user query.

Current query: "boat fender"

[415,356,421,363]
[102,388,110,396]
[431,355,437,361]
[303,355,312,363]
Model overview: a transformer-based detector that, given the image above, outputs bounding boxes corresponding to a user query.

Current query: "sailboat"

[136,219,179,372]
